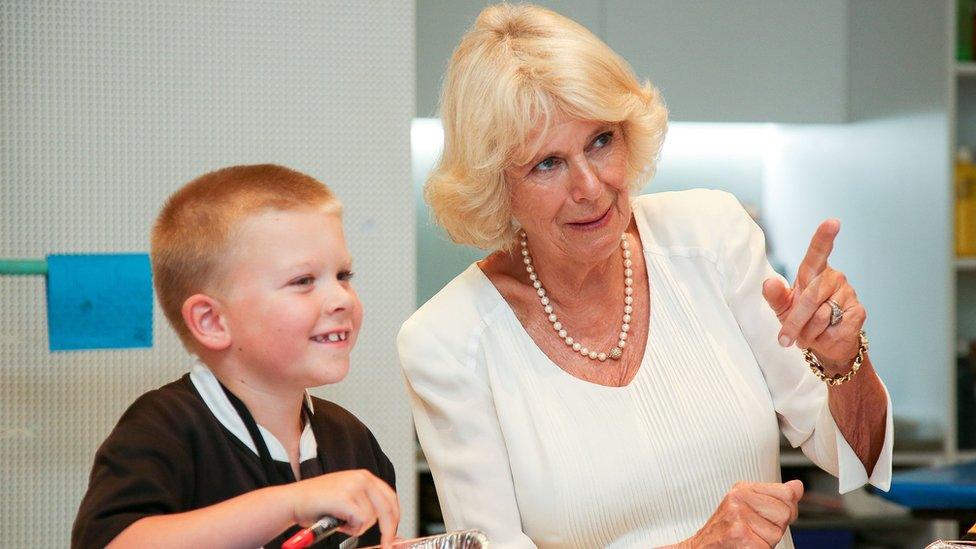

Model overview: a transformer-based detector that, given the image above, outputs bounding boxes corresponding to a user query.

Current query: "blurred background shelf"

[958,257,976,270]
[957,61,976,76]
[957,449,976,461]
[954,0,976,469]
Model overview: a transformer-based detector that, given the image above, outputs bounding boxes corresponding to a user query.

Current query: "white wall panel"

[0,1,417,544]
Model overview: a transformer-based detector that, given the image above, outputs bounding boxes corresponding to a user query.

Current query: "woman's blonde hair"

[425,3,668,251]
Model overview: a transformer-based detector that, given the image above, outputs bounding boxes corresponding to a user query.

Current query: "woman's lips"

[567,205,613,231]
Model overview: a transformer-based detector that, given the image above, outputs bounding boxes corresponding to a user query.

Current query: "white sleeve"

[397,318,537,548]
[715,191,893,493]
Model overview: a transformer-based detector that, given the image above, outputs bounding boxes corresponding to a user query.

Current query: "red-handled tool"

[282,516,344,549]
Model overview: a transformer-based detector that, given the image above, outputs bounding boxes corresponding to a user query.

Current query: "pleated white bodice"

[465,220,785,547]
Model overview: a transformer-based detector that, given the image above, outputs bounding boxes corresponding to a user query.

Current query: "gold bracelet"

[802,330,868,387]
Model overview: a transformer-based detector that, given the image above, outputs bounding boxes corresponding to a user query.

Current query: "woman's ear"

[182,294,232,351]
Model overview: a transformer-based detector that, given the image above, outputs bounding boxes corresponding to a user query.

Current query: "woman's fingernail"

[779,335,791,347]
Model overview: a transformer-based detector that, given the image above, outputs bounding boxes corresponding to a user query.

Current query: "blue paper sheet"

[878,460,976,510]
[46,254,153,351]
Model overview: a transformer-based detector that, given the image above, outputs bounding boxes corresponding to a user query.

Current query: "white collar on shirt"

[188,359,318,463]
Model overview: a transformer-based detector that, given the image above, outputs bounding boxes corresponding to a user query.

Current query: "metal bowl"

[358,529,489,549]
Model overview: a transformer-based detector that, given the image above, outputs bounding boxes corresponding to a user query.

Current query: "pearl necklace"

[520,231,633,362]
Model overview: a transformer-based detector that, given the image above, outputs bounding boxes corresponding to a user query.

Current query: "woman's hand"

[762,219,866,370]
[288,469,400,548]
[677,480,803,548]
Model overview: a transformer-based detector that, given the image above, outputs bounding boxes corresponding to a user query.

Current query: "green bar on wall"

[0,259,48,275]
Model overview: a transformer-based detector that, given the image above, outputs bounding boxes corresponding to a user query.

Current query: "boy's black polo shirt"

[72,373,396,548]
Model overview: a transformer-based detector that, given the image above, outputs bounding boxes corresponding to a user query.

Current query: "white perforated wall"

[0,1,417,544]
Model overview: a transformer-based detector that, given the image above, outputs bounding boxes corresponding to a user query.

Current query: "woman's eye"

[292,275,315,287]
[533,157,560,173]
[338,270,355,282]
[591,131,613,150]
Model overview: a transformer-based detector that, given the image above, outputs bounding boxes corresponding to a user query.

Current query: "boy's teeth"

[312,331,348,343]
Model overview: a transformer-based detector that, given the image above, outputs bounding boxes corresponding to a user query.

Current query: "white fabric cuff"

[833,382,894,494]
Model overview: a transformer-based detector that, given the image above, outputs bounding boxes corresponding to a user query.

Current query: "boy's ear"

[182,294,232,351]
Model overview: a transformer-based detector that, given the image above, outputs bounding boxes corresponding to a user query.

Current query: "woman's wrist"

[817,353,858,374]
[805,330,869,385]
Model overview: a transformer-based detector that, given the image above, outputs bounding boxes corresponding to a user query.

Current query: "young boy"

[72,164,398,549]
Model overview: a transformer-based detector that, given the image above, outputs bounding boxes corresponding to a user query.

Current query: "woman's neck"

[519,227,637,313]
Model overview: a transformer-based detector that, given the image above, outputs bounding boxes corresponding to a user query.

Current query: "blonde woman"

[398,4,891,548]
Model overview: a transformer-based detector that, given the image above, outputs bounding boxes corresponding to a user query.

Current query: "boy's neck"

[205,359,306,454]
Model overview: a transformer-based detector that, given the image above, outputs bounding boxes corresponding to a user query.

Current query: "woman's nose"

[569,157,602,202]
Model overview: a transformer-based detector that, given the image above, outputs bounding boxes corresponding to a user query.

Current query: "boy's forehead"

[224,207,348,264]
[235,205,341,234]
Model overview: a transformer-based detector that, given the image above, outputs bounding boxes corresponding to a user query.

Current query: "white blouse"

[398,190,893,548]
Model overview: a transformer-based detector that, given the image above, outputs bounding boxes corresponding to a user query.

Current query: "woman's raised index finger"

[796,219,840,288]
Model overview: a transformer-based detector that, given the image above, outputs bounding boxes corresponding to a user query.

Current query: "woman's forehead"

[517,117,610,158]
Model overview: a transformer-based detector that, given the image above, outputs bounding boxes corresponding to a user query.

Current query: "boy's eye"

[338,270,355,282]
[292,275,315,286]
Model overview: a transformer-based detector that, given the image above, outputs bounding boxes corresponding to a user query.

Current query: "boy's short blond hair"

[151,164,341,349]
[425,3,668,251]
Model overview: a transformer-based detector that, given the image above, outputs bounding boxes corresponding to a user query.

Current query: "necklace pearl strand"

[520,231,633,362]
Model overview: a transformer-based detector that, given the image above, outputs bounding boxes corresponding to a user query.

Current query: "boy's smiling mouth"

[310,330,349,343]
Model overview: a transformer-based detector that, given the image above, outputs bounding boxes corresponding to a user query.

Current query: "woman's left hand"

[761,219,866,371]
